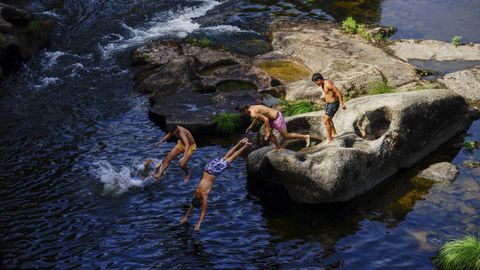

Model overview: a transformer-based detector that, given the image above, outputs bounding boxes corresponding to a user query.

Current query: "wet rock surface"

[0,3,53,78]
[417,162,459,183]
[247,89,470,204]
[132,41,274,134]
[440,66,480,101]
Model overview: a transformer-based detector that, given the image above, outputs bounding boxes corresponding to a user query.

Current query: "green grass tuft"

[408,81,444,91]
[213,113,241,134]
[357,24,371,40]
[27,20,45,39]
[372,32,388,42]
[435,235,480,270]
[366,81,394,95]
[463,141,480,150]
[451,35,463,47]
[186,37,212,47]
[280,99,320,117]
[148,89,157,103]
[342,16,357,34]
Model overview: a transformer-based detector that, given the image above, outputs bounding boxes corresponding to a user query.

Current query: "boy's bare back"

[175,126,195,144]
[249,105,278,120]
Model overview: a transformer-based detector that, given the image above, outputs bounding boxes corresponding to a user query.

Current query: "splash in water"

[92,160,156,195]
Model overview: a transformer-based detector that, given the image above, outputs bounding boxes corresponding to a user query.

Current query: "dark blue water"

[1,0,479,269]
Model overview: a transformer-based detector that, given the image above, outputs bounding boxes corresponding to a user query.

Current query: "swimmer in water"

[180,138,251,232]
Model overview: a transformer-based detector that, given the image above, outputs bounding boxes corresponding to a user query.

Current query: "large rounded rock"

[247,89,470,204]
[440,66,480,101]
[269,21,419,99]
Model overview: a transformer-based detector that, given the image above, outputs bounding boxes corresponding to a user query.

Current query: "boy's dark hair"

[192,196,202,208]
[312,73,324,82]
[166,123,177,133]
[236,104,250,112]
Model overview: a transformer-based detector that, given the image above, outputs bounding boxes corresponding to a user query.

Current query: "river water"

[1,0,479,269]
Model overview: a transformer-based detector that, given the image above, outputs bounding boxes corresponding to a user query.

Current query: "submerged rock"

[247,89,470,204]
[463,161,480,169]
[389,39,480,61]
[417,162,459,183]
[0,3,53,77]
[267,21,418,99]
[440,66,480,101]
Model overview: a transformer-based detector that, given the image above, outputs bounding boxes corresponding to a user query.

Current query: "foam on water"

[100,0,254,57]
[92,160,157,195]
[35,77,63,89]
[201,25,256,33]
[39,10,64,19]
[41,51,88,68]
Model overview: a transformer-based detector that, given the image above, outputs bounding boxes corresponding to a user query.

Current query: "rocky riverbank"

[246,89,470,203]
[131,19,480,204]
[0,3,53,80]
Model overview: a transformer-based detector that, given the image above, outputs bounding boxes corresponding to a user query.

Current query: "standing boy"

[240,104,310,150]
[180,138,251,232]
[312,73,346,142]
[153,124,196,182]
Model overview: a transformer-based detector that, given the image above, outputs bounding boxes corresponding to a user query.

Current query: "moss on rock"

[259,60,310,83]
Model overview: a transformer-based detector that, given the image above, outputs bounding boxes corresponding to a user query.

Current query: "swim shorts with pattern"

[204,157,230,176]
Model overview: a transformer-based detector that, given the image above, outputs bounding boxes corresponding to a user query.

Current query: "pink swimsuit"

[270,111,286,131]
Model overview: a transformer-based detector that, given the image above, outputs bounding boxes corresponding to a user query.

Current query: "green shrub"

[213,113,241,134]
[366,81,393,95]
[408,81,444,91]
[342,16,357,34]
[463,141,480,150]
[186,37,212,47]
[357,24,371,40]
[435,235,480,270]
[451,35,463,46]
[280,99,319,117]
[199,37,211,46]
[149,89,157,102]
[27,20,45,39]
[372,32,388,42]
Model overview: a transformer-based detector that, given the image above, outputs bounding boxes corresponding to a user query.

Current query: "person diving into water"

[152,124,197,182]
[180,138,251,232]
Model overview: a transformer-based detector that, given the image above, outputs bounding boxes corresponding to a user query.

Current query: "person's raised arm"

[255,113,272,140]
[245,118,257,134]
[195,194,208,232]
[155,132,173,146]
[180,204,193,224]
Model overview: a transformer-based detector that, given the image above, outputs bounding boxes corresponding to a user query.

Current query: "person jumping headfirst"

[240,104,310,151]
[180,138,251,232]
[312,73,346,143]
[153,124,196,182]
